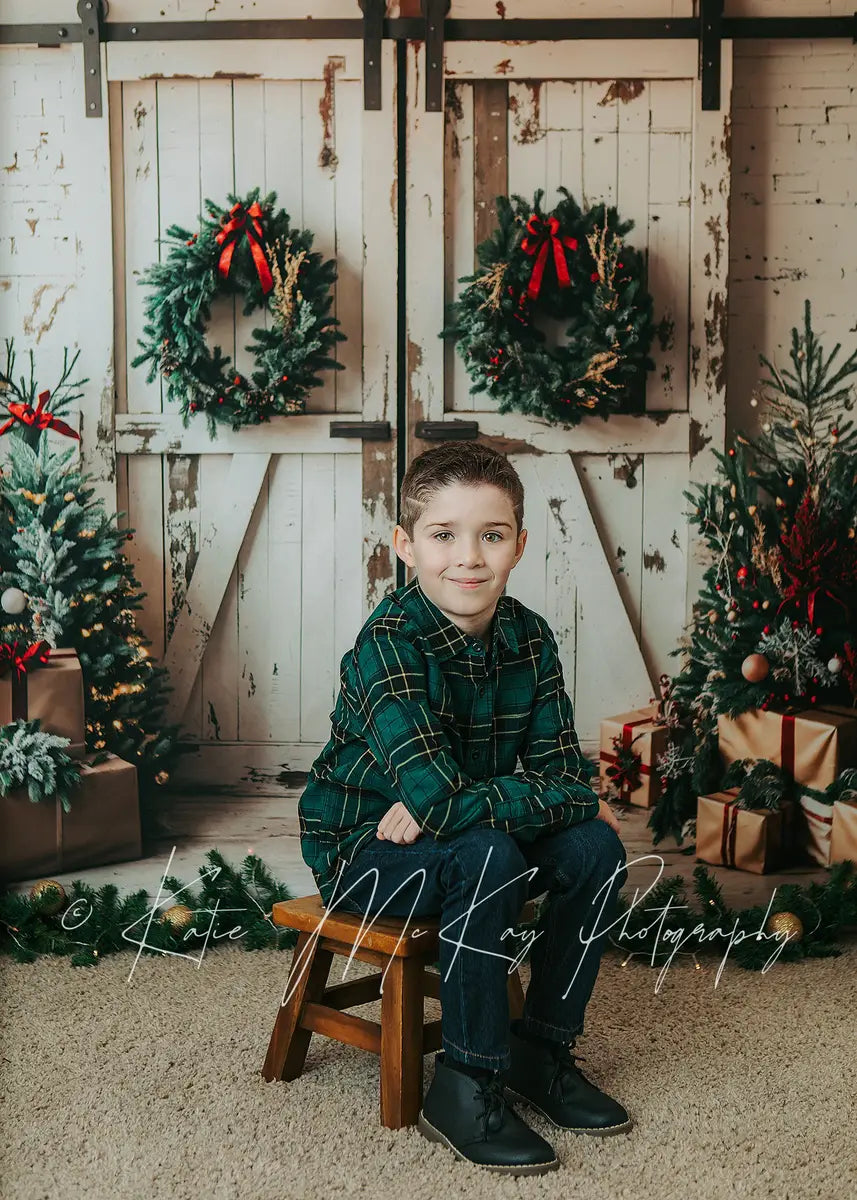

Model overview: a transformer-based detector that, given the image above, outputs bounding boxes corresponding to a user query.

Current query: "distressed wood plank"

[473,79,509,252]
[361,41,398,614]
[164,453,271,724]
[267,455,302,744]
[199,454,239,742]
[688,47,733,616]
[122,79,162,415]
[444,81,475,415]
[114,412,364,454]
[332,77,364,411]
[640,454,690,687]
[444,42,699,82]
[536,453,654,740]
[300,454,337,741]
[302,73,339,414]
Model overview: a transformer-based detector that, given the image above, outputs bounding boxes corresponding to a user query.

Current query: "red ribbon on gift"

[520,214,578,302]
[600,717,652,802]
[720,795,741,868]
[0,391,80,441]
[0,640,52,720]
[214,201,273,295]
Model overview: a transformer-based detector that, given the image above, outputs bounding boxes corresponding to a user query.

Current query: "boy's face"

[393,481,527,639]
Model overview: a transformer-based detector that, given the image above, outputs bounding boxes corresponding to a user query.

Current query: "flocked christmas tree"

[0,339,179,801]
[650,301,857,844]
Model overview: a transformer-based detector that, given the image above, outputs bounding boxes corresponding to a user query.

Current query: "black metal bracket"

[421,0,450,113]
[77,0,106,118]
[329,420,391,440]
[699,0,724,112]
[415,420,479,441]
[358,0,385,111]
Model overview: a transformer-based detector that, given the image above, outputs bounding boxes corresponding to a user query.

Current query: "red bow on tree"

[214,201,274,295]
[775,489,856,627]
[0,640,52,680]
[520,214,578,301]
[0,391,80,441]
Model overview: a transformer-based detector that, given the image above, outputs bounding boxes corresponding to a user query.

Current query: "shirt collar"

[395,577,519,661]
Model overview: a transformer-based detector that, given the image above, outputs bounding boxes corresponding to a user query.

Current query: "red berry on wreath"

[736,566,748,582]
[234,376,241,386]
[590,272,599,283]
[815,627,823,636]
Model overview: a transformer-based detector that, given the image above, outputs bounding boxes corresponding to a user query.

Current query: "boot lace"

[473,1073,507,1138]
[548,1043,594,1102]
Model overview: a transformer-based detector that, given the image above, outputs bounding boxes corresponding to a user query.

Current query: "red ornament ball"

[736,566,749,582]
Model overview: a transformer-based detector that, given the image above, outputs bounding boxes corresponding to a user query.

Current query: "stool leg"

[379,957,425,1129]
[261,929,333,1082]
[507,969,525,1021]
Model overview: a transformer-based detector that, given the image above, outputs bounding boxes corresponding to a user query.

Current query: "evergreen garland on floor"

[0,850,297,967]
[3,851,855,972]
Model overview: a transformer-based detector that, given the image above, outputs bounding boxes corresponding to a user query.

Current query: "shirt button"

[472,750,481,759]
[478,686,486,696]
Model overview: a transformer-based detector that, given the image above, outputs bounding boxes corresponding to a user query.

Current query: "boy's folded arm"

[485,621,600,841]
[352,626,597,841]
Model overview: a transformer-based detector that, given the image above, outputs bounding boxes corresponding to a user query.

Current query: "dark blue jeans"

[326,819,628,1071]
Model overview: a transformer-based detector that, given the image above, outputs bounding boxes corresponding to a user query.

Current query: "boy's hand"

[595,797,622,835]
[377,801,423,844]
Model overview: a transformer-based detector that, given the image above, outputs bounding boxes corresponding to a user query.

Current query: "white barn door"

[109,39,398,787]
[405,36,733,747]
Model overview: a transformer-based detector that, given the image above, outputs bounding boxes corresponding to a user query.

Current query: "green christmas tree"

[650,302,857,843]
[0,339,180,802]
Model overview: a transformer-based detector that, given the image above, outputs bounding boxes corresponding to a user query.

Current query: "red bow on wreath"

[0,391,80,441]
[520,214,578,302]
[214,201,274,295]
[0,640,51,681]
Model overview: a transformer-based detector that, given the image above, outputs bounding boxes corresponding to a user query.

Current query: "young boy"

[299,441,631,1175]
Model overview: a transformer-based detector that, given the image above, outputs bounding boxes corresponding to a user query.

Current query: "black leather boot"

[500,1024,632,1135]
[417,1051,559,1175]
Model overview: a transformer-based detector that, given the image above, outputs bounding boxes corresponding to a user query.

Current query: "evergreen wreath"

[131,188,345,434]
[442,187,657,425]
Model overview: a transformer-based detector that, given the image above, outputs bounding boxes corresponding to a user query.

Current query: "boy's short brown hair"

[397,441,524,540]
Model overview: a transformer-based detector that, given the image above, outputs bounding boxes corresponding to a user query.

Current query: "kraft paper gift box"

[696,789,798,875]
[0,753,141,884]
[830,798,857,866]
[0,646,86,758]
[717,705,857,792]
[599,705,669,809]
[799,791,835,867]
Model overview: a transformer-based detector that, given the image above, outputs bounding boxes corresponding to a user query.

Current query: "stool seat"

[270,893,441,958]
[261,893,536,1129]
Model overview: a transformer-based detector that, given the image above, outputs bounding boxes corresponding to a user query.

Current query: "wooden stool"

[261,893,536,1129]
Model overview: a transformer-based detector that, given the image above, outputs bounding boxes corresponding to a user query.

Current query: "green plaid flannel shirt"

[298,577,600,906]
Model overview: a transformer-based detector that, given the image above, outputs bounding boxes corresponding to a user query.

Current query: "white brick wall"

[728,36,857,442]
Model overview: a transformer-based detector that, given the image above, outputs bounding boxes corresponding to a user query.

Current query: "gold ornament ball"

[161,904,194,932]
[742,653,770,683]
[155,770,169,786]
[29,879,66,914]
[765,911,803,943]
[726,610,737,623]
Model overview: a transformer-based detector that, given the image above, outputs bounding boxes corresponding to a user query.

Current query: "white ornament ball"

[828,656,843,675]
[1,586,27,615]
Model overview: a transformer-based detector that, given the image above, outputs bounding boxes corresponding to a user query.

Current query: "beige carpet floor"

[1,936,855,1200]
